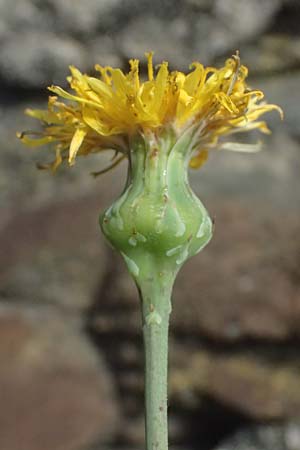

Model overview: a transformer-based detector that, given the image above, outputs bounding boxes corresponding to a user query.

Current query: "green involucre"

[100,127,213,281]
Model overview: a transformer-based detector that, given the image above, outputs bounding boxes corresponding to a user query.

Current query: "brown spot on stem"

[150,148,159,158]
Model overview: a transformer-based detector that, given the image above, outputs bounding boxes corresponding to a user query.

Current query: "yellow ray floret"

[18,52,282,172]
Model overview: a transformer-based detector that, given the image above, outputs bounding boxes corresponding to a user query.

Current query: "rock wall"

[1,1,300,449]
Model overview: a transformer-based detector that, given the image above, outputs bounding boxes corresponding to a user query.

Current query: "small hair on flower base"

[18,51,282,450]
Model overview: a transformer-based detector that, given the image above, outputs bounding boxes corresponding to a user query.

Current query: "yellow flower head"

[18,51,282,172]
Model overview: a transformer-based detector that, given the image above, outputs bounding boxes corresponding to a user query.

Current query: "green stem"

[138,259,175,450]
[100,130,213,450]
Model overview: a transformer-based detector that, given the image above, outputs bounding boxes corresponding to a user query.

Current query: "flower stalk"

[140,261,173,450]
[100,130,213,450]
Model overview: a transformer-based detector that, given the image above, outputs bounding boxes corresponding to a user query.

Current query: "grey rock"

[118,7,243,67]
[0,0,47,35]
[237,35,300,75]
[215,0,282,40]
[50,0,124,34]
[253,72,300,135]
[0,32,88,88]
[184,0,212,9]
[0,0,126,37]
[216,423,300,450]
[88,35,123,68]
[119,15,192,69]
[190,131,300,209]
[193,14,230,62]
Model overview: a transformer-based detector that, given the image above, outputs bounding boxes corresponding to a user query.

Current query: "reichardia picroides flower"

[17,51,282,175]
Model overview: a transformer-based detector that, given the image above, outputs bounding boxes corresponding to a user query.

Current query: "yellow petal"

[17,133,54,146]
[218,141,262,152]
[95,64,113,85]
[110,69,129,98]
[69,128,87,165]
[184,63,204,96]
[48,86,101,108]
[51,147,63,172]
[87,77,112,99]
[152,62,169,116]
[145,52,154,81]
[189,150,208,168]
[214,92,239,114]
[69,65,84,80]
[226,120,271,135]
[129,59,140,91]
[82,105,121,136]
[25,107,65,124]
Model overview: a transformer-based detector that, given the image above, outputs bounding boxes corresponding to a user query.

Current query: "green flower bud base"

[100,127,213,450]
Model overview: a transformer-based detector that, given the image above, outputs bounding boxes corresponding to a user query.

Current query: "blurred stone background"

[0,0,300,449]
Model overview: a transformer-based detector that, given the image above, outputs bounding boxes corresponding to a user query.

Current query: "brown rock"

[0,193,115,310]
[172,201,300,341]
[0,304,119,450]
[171,348,300,419]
